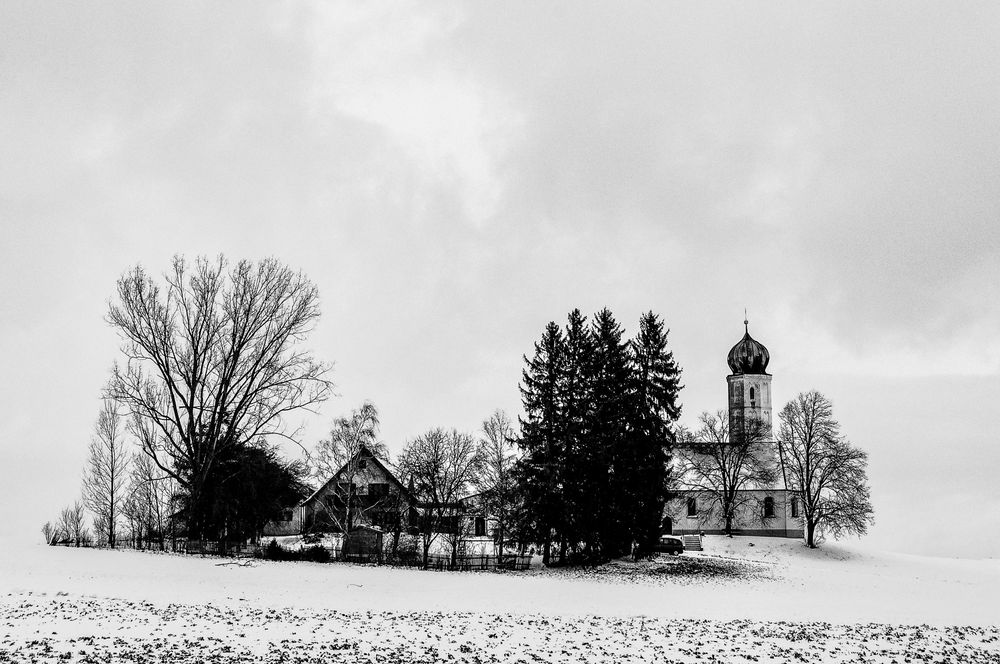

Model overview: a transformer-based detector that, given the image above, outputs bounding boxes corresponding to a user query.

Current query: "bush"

[256,539,331,563]
[260,539,287,561]
[301,545,331,563]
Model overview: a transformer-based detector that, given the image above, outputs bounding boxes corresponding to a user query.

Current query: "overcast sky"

[2,2,999,557]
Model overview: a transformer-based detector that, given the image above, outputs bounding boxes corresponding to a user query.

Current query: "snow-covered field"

[2,536,997,662]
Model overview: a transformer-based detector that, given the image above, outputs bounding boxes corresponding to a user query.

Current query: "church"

[666,321,805,538]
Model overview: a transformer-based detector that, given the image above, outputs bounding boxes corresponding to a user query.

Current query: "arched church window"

[687,497,697,517]
[749,386,756,407]
[763,496,775,518]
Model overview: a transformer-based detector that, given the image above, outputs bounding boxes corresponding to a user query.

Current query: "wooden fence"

[415,554,532,571]
[176,540,256,557]
[59,538,533,572]
[281,547,532,571]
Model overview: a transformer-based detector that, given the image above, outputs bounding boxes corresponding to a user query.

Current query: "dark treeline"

[516,308,682,564]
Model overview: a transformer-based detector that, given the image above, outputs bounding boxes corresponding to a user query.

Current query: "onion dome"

[727,320,770,375]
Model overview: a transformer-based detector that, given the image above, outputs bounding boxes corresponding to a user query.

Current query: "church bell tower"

[726,318,772,441]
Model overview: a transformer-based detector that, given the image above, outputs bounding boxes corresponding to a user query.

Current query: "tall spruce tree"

[559,309,595,562]
[517,309,683,565]
[588,309,634,558]
[516,321,566,566]
[629,312,683,555]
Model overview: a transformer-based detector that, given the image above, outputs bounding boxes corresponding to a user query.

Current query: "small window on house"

[475,517,486,537]
[281,509,293,522]
[368,483,389,498]
[687,497,697,517]
[357,459,367,470]
[440,515,459,534]
[763,496,775,518]
[790,498,799,518]
[377,509,400,529]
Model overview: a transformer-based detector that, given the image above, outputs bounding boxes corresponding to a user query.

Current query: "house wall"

[666,489,804,538]
[262,505,305,537]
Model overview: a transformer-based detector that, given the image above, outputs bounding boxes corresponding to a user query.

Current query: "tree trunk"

[188,484,206,541]
[724,513,733,537]
[344,486,352,536]
[807,520,817,548]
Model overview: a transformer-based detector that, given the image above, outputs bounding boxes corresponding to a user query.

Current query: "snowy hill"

[1,535,997,662]
[2,535,995,624]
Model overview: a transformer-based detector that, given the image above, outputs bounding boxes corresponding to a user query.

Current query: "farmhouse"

[264,445,414,537]
[667,321,805,538]
[264,446,496,555]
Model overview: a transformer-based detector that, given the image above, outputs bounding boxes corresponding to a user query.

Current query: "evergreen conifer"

[516,321,566,565]
[516,309,682,564]
[628,311,683,555]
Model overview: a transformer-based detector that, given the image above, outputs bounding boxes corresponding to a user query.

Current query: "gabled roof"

[301,444,415,506]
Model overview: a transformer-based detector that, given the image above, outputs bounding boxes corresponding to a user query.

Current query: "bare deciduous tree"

[126,453,178,549]
[41,521,55,545]
[92,515,110,546]
[676,411,776,536]
[307,402,391,534]
[778,391,875,548]
[57,501,90,546]
[121,495,142,548]
[478,410,519,559]
[105,256,332,539]
[397,428,482,567]
[82,400,131,548]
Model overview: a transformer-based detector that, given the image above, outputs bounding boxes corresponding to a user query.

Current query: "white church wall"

[666,489,804,539]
